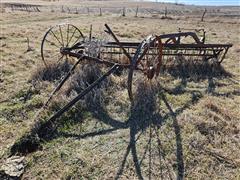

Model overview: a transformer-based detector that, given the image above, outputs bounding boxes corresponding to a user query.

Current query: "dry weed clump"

[62,63,113,109]
[11,63,115,154]
[31,60,71,82]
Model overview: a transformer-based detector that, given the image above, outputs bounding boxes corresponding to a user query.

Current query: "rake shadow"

[10,60,235,178]
[114,85,201,179]
[59,81,204,179]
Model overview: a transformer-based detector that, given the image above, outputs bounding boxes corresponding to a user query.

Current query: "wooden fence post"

[26,37,33,52]
[201,8,207,21]
[87,7,89,15]
[122,7,126,16]
[51,6,54,12]
[67,7,70,14]
[99,8,102,16]
[164,7,167,17]
[36,7,40,12]
[135,6,138,17]
[25,5,28,12]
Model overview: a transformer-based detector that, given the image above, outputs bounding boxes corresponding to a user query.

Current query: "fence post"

[135,6,138,17]
[99,8,102,16]
[201,8,207,22]
[164,7,167,17]
[36,7,40,12]
[89,24,92,41]
[87,7,89,15]
[26,37,33,52]
[122,7,126,16]
[51,6,54,12]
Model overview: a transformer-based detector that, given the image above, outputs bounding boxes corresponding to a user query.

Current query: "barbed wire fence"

[1,3,240,19]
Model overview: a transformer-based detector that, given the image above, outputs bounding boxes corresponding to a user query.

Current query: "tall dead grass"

[31,60,71,82]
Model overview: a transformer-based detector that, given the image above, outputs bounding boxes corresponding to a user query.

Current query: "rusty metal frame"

[39,23,233,122]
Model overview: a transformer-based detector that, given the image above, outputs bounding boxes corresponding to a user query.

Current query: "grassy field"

[0,0,240,179]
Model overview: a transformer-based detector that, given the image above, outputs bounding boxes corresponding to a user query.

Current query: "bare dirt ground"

[0,0,240,179]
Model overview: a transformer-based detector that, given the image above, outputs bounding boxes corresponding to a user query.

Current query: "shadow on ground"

[59,80,204,179]
[9,61,238,179]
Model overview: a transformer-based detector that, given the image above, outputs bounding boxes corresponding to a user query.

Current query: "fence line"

[2,3,240,18]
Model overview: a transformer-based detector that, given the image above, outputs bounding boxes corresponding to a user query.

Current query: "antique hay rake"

[40,23,232,121]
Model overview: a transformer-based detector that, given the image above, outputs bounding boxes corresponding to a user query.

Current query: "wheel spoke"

[67,28,77,47]
[71,33,83,47]
[66,24,70,47]
[41,24,83,67]
[59,25,64,47]
[52,52,63,60]
[45,38,60,48]
[50,29,63,46]
[56,54,64,65]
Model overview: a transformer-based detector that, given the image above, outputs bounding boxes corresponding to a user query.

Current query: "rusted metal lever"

[104,24,132,62]
[46,64,119,123]
[44,55,85,107]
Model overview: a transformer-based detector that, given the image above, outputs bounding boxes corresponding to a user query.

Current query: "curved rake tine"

[219,47,229,64]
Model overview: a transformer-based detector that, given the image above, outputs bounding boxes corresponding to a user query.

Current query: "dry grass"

[0,1,240,179]
[31,60,71,82]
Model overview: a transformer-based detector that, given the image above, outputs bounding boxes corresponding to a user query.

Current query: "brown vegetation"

[0,0,239,179]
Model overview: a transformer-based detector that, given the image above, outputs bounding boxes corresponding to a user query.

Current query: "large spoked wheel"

[41,23,85,67]
[127,35,163,103]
